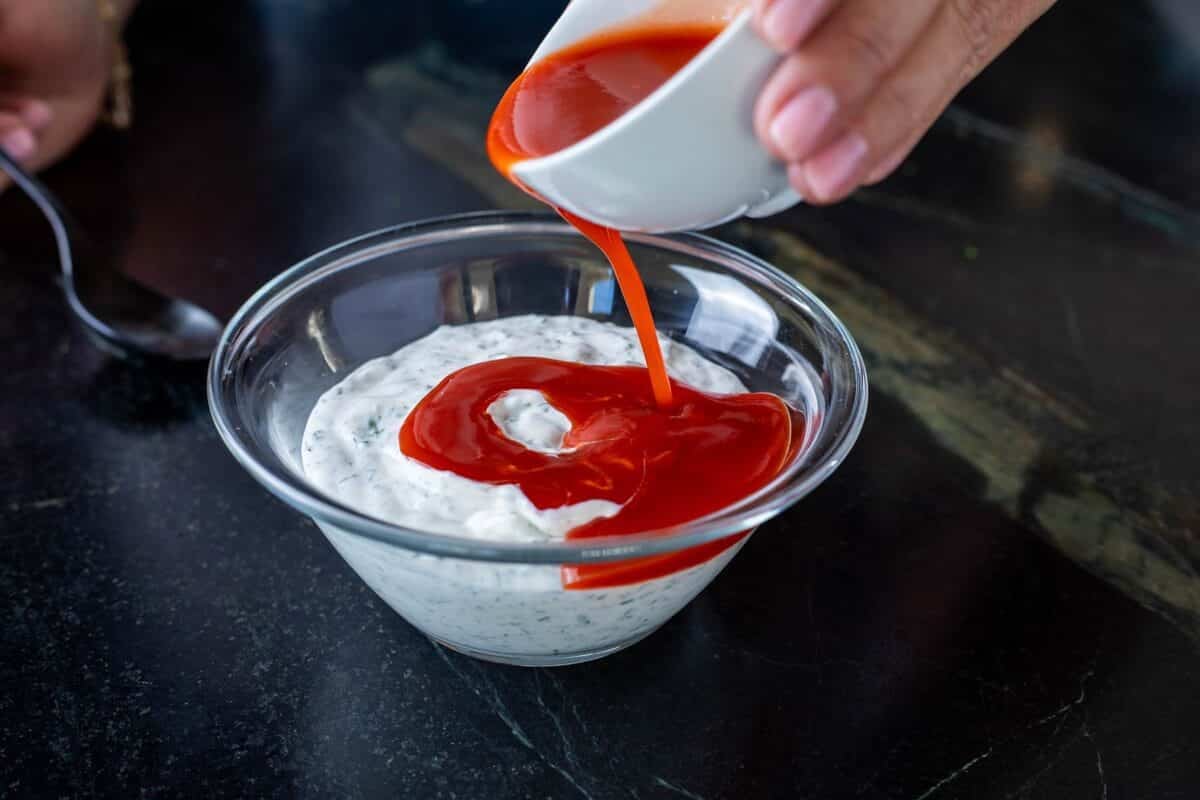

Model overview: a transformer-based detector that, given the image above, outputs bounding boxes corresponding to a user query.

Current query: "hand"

[752,0,1056,204]
[0,0,137,191]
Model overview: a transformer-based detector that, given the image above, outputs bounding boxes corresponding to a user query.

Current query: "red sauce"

[557,209,674,408]
[398,22,799,589]
[486,25,720,177]
[399,358,793,588]
[487,25,723,408]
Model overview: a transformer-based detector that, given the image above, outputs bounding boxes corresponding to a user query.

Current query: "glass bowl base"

[430,624,664,667]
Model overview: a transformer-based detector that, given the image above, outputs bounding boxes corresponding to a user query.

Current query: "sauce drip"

[487,25,722,408]
[400,358,794,589]
[557,210,673,407]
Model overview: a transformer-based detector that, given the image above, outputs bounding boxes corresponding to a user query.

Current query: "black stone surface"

[2,1,1198,797]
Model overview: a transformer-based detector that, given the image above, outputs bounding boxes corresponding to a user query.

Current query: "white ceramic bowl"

[512,4,800,233]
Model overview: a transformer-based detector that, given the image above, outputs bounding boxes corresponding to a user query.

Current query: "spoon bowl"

[0,148,222,363]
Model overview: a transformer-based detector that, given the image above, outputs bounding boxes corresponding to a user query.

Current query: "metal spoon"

[0,148,222,362]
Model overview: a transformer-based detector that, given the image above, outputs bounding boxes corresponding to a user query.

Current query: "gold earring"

[97,0,133,130]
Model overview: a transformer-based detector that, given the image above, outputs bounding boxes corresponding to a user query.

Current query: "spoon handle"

[0,146,138,351]
[0,147,222,361]
[0,147,78,284]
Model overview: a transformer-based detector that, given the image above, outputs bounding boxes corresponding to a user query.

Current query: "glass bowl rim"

[207,211,868,564]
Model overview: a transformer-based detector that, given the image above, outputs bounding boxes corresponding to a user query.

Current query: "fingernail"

[769,86,837,162]
[761,0,826,51]
[21,100,52,130]
[806,132,869,201]
[1,129,35,160]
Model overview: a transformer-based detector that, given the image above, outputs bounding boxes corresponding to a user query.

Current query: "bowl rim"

[207,211,868,564]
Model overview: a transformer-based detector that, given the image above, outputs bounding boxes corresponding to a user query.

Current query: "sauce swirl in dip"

[301,317,786,657]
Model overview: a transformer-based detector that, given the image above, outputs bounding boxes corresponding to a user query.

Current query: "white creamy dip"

[302,315,744,538]
[301,315,752,664]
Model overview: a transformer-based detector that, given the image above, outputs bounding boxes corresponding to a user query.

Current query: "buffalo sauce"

[486,24,723,408]
[400,357,793,588]
[398,23,800,589]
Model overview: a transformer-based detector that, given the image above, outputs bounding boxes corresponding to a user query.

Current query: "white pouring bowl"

[509,3,801,233]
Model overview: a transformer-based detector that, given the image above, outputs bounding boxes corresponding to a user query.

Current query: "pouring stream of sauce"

[487,25,724,407]
[400,21,796,589]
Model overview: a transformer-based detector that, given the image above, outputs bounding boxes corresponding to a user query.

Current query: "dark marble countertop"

[2,1,1199,797]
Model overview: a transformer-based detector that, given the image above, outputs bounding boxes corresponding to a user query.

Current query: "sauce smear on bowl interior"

[400,21,800,588]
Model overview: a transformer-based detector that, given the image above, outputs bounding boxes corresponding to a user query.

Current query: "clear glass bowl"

[208,212,867,666]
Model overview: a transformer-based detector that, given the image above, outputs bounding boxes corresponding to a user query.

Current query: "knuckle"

[949,0,1000,77]
[876,81,924,131]
[835,20,898,79]
[854,79,935,172]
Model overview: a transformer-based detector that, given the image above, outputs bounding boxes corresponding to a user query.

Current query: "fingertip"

[862,169,889,187]
[1,127,35,161]
[755,57,806,161]
[20,99,52,131]
[754,83,786,161]
[767,86,838,163]
[864,147,908,186]
[0,98,53,131]
[803,131,868,203]
[786,162,814,202]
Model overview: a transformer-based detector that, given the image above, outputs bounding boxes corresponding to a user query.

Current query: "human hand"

[752,0,1056,204]
[0,0,136,191]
